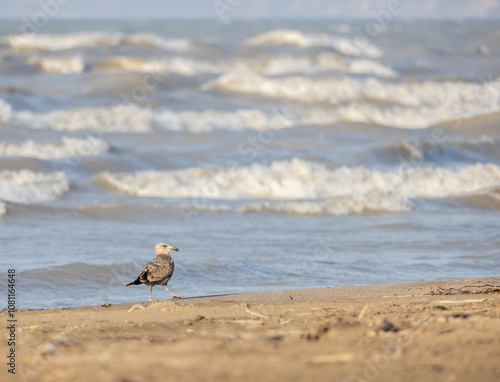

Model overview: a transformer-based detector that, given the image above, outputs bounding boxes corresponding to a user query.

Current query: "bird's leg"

[165,286,182,299]
[149,286,153,302]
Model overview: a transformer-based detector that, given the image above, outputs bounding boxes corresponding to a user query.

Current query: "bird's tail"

[126,277,141,286]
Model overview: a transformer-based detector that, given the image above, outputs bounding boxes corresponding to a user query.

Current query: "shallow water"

[0,19,499,308]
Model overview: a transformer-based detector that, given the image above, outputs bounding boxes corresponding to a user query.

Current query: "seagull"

[126,242,182,301]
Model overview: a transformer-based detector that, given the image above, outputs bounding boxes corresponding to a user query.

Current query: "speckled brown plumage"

[137,255,174,286]
[126,242,182,301]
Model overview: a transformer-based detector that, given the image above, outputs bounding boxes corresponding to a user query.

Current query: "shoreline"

[3,277,499,381]
[17,276,500,311]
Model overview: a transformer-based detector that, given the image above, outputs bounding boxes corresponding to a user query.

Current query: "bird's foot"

[172,295,183,299]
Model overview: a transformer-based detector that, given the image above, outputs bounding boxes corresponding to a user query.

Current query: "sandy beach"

[1,10,499,382]
[2,277,499,382]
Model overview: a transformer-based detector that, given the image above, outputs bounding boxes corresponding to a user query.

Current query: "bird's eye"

[163,245,166,247]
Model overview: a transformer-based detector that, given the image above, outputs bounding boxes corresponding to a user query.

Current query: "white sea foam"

[5,100,496,133]
[100,158,500,215]
[347,59,398,77]
[91,53,396,78]
[121,34,191,51]
[14,104,152,133]
[202,73,500,128]
[92,56,219,76]
[0,170,69,205]
[246,29,382,58]
[152,109,285,132]
[0,99,12,123]
[2,32,122,51]
[0,137,109,159]
[202,72,500,107]
[6,70,499,131]
[330,103,450,129]
[1,32,191,52]
[229,54,397,77]
[9,101,293,133]
[237,54,345,75]
[27,55,85,74]
[180,193,411,216]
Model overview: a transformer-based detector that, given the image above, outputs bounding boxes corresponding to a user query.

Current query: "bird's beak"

[172,247,179,251]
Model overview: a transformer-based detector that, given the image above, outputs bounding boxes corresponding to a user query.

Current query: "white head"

[155,242,179,256]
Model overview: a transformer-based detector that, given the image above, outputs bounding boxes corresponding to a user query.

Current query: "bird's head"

[155,242,179,256]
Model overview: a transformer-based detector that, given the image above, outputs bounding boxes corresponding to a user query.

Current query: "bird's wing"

[139,258,173,283]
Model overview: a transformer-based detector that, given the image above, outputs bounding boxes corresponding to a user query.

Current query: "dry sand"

[2,277,500,382]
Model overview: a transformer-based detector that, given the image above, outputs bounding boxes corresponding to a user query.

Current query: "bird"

[126,242,182,301]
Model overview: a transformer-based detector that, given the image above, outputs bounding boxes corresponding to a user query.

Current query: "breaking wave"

[92,56,220,76]
[202,73,500,128]
[228,54,397,77]
[152,108,289,132]
[121,33,192,51]
[26,55,85,74]
[0,99,11,123]
[378,136,498,162]
[246,29,382,58]
[5,103,500,135]
[12,104,152,133]
[4,86,500,131]
[98,158,500,215]
[0,137,109,159]
[7,102,294,133]
[1,32,192,52]
[90,53,397,78]
[179,193,411,216]
[0,170,69,209]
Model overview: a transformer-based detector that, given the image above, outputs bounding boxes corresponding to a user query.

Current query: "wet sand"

[2,277,500,382]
